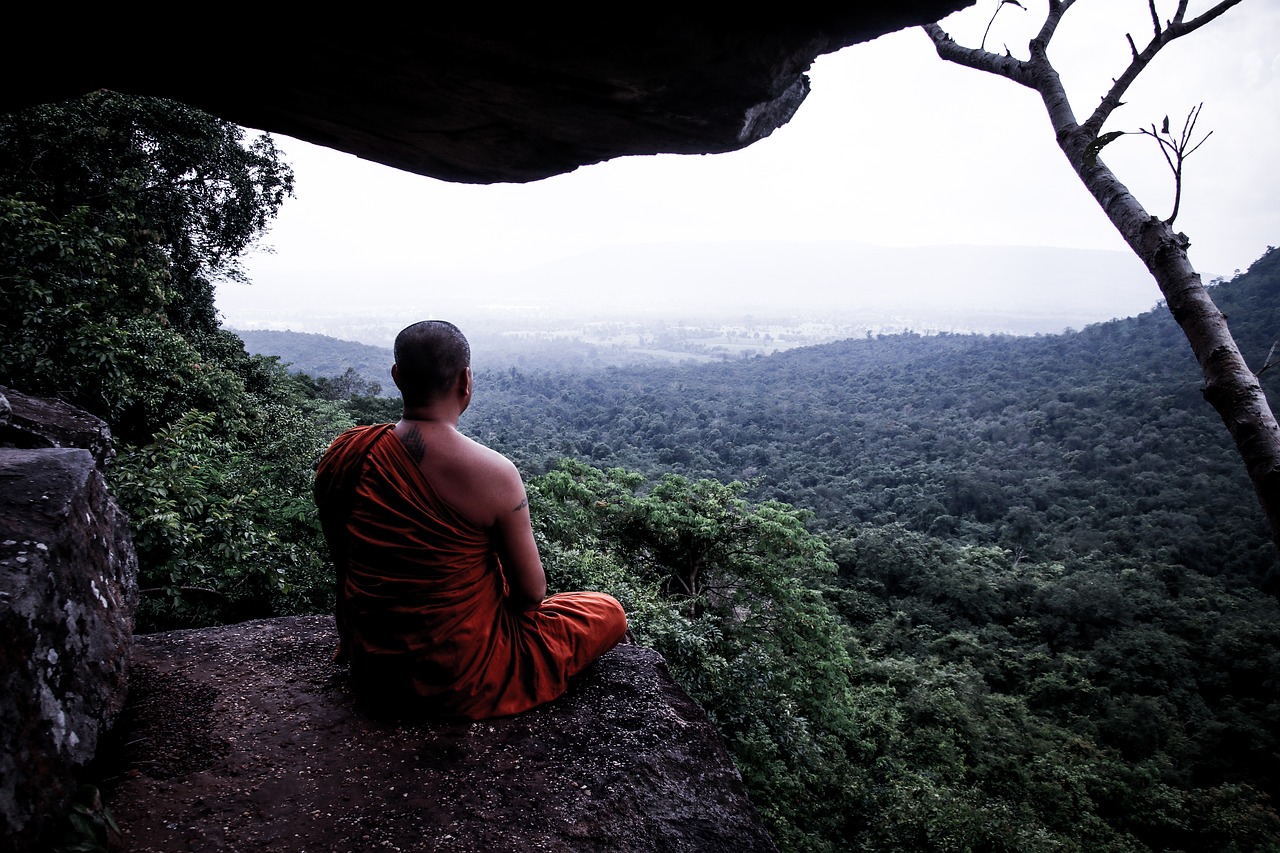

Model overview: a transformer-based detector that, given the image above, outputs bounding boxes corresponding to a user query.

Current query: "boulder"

[0,446,138,851]
[103,616,776,852]
[0,384,115,470]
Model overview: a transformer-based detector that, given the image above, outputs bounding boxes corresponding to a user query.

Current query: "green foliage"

[830,523,1280,852]
[0,197,133,417]
[111,395,351,629]
[0,91,350,628]
[0,91,293,442]
[342,393,402,425]
[0,197,251,435]
[467,257,1280,589]
[530,461,866,850]
[525,460,1280,852]
[48,785,119,853]
[0,91,292,332]
[233,330,402,423]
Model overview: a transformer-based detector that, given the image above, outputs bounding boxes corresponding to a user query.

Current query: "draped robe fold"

[315,424,626,719]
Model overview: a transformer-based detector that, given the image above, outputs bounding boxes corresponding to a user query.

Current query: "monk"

[314,320,627,719]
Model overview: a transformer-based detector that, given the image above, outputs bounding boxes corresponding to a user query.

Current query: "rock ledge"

[103,615,776,852]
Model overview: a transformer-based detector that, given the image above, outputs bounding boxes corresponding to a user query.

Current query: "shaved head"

[393,320,471,406]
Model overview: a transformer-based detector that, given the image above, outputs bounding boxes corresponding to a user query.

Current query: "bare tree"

[923,0,1280,554]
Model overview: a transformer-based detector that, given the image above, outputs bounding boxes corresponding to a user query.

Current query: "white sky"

[228,2,1279,323]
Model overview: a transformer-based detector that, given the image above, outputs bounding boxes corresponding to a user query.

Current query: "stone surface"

[0,446,138,851]
[102,616,776,852]
[7,8,972,183]
[0,384,115,469]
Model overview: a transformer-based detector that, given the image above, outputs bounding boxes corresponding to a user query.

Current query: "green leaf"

[1083,130,1126,168]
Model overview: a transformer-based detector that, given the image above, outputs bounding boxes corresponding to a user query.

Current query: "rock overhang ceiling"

[7,7,972,183]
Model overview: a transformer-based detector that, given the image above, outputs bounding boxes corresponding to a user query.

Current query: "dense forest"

[4,92,1279,852]
[249,255,1280,590]
[254,251,1280,851]
[467,254,1280,592]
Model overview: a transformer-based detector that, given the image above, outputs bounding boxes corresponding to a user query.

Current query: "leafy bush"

[110,404,349,629]
[530,462,886,850]
[528,461,1280,852]
[0,92,348,628]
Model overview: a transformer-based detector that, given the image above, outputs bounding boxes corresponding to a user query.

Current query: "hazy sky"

[223,2,1279,326]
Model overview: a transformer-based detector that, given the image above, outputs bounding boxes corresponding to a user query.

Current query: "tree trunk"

[924,14,1280,559]
[1069,151,1280,553]
[1054,105,1280,556]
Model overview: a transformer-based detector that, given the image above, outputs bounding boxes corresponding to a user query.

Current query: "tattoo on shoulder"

[400,428,426,463]
[513,497,529,512]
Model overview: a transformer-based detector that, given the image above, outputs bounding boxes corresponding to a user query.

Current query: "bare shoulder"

[457,432,521,483]
[449,432,527,521]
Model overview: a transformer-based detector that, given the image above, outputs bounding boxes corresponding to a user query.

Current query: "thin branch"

[1182,111,1212,159]
[981,0,1026,51]
[1257,342,1280,378]
[139,584,226,598]
[1173,0,1241,36]
[1147,0,1162,36]
[1171,0,1192,29]
[921,23,1034,88]
[1136,103,1211,224]
[1084,0,1243,137]
[981,5,1000,50]
[1154,128,1179,170]
[1034,0,1073,52]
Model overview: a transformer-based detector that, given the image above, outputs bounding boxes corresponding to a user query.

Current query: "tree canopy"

[0,91,294,441]
[0,92,352,626]
[923,0,1280,554]
[7,82,1279,852]
[0,92,292,331]
[527,460,1280,851]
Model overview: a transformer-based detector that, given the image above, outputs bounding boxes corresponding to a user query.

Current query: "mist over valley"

[220,241,1166,370]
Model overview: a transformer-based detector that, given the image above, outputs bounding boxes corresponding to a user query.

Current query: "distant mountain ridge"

[230,248,1280,579]
[514,241,1160,314]
[217,241,1165,342]
[232,329,393,393]
[459,247,1280,586]
[226,240,1175,378]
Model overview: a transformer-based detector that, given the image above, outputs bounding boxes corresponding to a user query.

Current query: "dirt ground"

[93,616,775,852]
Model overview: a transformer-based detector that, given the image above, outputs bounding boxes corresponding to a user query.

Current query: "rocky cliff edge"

[101,615,777,852]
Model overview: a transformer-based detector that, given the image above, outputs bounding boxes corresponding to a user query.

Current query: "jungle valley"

[3,92,1279,852]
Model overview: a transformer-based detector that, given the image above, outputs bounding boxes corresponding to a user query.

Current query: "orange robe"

[314,424,626,719]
